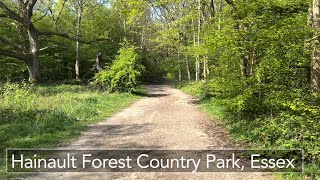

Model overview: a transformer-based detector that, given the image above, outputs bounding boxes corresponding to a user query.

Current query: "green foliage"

[140,52,166,83]
[177,81,320,178]
[94,40,145,92]
[172,5,318,176]
[0,82,141,177]
[0,0,123,82]
[176,81,211,100]
[188,3,319,173]
[1,0,319,178]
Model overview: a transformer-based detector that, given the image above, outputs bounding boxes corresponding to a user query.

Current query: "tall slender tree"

[75,0,84,80]
[311,0,320,93]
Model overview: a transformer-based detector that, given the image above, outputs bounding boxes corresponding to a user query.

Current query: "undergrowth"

[176,81,320,179]
[0,82,142,177]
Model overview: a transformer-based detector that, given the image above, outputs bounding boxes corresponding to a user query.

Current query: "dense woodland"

[0,0,320,178]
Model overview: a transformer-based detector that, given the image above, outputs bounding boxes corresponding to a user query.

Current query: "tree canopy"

[1,0,320,177]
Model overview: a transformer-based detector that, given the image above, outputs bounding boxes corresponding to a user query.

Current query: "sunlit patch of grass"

[0,83,144,177]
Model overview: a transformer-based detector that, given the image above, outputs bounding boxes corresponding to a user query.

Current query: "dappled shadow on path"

[71,123,155,148]
[186,98,201,105]
[100,124,153,136]
[132,84,170,98]
[84,123,153,138]
[132,89,168,98]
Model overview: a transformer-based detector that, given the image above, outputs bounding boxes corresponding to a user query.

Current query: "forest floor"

[24,85,271,180]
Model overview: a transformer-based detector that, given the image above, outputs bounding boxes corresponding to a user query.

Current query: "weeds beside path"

[0,83,143,177]
[25,85,270,180]
[175,81,319,179]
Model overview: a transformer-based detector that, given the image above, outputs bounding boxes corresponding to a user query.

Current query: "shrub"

[94,40,145,92]
[177,81,212,100]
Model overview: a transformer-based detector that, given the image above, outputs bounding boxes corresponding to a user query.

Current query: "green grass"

[176,81,320,179]
[0,82,143,177]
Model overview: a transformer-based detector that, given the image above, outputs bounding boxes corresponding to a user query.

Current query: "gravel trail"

[25,85,271,180]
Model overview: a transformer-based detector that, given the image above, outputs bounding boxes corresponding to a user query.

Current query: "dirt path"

[26,85,271,180]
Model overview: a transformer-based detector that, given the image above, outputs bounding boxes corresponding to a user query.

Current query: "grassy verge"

[0,82,144,177]
[175,81,319,179]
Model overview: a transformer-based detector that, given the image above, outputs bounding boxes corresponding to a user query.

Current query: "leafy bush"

[176,81,212,100]
[177,82,320,178]
[94,40,145,92]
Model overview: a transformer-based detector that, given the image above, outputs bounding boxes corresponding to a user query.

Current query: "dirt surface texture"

[25,85,272,180]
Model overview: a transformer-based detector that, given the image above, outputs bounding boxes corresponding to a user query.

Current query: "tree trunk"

[185,54,191,81]
[27,58,41,83]
[178,65,182,81]
[203,56,209,79]
[242,55,250,78]
[218,0,224,30]
[311,0,320,93]
[209,0,215,19]
[203,58,207,79]
[75,0,83,81]
[250,49,256,76]
[196,61,201,81]
[195,0,202,82]
[224,0,251,79]
[178,49,182,81]
[75,42,81,80]
[191,17,198,81]
[27,27,41,83]
[95,52,103,72]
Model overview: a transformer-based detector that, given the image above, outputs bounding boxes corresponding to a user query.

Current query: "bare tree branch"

[0,1,23,22]
[39,45,58,51]
[18,0,26,6]
[30,0,38,10]
[33,10,48,23]
[0,14,8,18]
[39,31,72,38]
[39,31,109,44]
[0,48,28,61]
[14,24,29,52]
[27,0,38,18]
[54,0,67,24]
[0,36,25,52]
